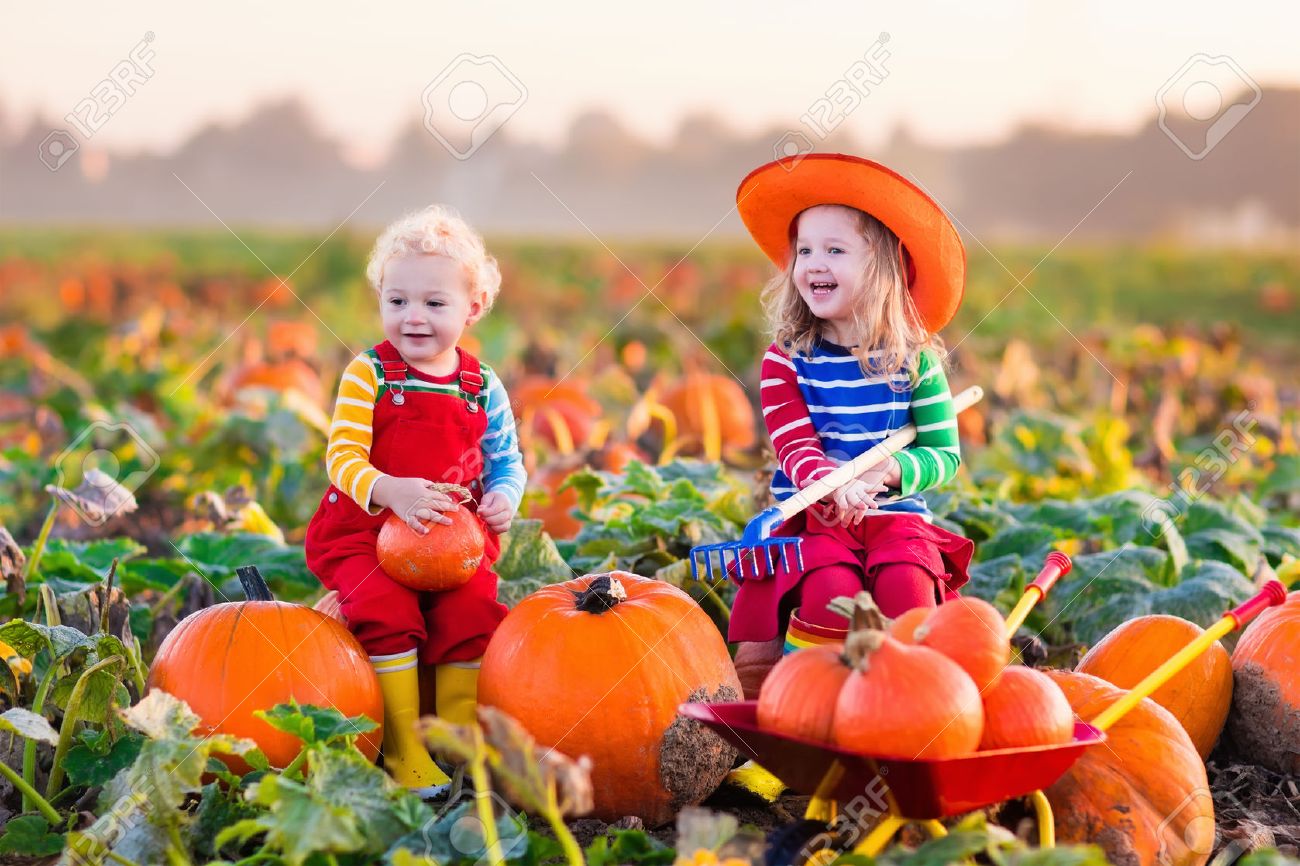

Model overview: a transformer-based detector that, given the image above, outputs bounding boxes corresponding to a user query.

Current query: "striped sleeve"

[480,371,527,512]
[760,344,839,489]
[895,349,961,497]
[325,354,387,514]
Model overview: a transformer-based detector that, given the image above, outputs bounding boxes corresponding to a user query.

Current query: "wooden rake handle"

[773,385,985,523]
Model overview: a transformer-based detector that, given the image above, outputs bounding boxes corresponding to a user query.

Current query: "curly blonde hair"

[760,205,945,390]
[366,205,502,311]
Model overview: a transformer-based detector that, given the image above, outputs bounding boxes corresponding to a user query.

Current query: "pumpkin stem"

[236,565,275,601]
[849,591,889,633]
[571,574,627,613]
[843,629,887,672]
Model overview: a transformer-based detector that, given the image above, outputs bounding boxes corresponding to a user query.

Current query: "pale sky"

[2,0,1297,161]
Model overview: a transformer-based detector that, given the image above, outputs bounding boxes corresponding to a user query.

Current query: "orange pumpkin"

[511,376,603,453]
[899,598,1010,691]
[887,607,930,643]
[660,373,756,455]
[147,566,383,772]
[1077,614,1232,759]
[375,507,486,591]
[524,464,584,540]
[1044,670,1213,866]
[229,358,324,405]
[757,644,849,743]
[1226,589,1300,774]
[833,630,983,759]
[479,572,741,826]
[978,666,1073,750]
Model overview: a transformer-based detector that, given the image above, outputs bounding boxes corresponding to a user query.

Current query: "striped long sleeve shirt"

[325,352,527,515]
[760,340,960,519]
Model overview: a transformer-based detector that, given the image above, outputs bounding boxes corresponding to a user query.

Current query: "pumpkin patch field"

[0,232,1297,866]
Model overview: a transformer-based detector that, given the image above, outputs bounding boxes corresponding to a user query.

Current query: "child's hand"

[827,477,887,527]
[856,456,901,492]
[373,476,457,534]
[477,490,514,535]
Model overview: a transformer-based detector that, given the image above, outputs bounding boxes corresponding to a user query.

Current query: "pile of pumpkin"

[756,595,1074,756]
[756,591,1300,866]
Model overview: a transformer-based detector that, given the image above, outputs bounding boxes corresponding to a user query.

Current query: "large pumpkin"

[147,567,384,772]
[1077,614,1232,759]
[1043,670,1214,866]
[479,572,740,826]
[1226,589,1300,774]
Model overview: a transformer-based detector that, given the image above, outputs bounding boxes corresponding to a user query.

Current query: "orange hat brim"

[737,153,966,333]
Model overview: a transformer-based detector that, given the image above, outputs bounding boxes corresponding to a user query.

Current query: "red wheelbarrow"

[681,557,1285,864]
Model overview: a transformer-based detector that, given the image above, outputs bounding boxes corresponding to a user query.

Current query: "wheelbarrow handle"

[1003,551,1072,638]
[1090,580,1286,732]
[774,386,985,523]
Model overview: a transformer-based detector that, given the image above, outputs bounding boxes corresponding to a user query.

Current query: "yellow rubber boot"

[434,659,481,727]
[371,649,450,797]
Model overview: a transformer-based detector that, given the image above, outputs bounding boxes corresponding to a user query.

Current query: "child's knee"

[335,564,425,654]
[798,564,865,627]
[868,562,939,617]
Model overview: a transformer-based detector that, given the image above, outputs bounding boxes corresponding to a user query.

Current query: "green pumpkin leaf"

[256,701,379,747]
[0,707,59,744]
[193,781,265,861]
[497,519,574,585]
[306,745,411,853]
[1184,528,1261,574]
[64,729,144,786]
[976,524,1059,562]
[240,773,368,866]
[0,816,65,856]
[1258,454,1300,499]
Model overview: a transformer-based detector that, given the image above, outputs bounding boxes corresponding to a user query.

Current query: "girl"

[304,205,526,796]
[728,153,975,698]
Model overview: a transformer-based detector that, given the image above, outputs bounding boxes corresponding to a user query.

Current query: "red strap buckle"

[459,370,484,394]
[380,359,408,383]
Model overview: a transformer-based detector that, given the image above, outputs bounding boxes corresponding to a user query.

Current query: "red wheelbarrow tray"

[679,700,1104,820]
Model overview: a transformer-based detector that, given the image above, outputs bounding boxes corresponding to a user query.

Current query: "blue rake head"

[689,505,804,583]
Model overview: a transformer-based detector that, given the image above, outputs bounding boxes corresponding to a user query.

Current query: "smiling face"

[792,204,869,345]
[379,254,482,374]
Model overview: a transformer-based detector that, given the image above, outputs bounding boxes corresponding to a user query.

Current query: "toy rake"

[689,385,985,582]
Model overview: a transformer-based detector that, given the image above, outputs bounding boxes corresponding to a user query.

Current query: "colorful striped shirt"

[760,340,960,519]
[325,350,527,515]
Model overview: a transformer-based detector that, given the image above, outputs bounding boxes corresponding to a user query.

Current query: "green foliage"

[0,816,65,857]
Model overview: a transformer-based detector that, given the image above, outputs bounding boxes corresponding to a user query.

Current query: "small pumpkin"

[479,572,740,826]
[834,629,983,759]
[375,497,486,591]
[757,644,849,743]
[1044,670,1213,866]
[896,597,1010,691]
[147,566,383,772]
[1226,589,1300,774]
[978,665,1073,750]
[887,607,930,643]
[1077,614,1232,759]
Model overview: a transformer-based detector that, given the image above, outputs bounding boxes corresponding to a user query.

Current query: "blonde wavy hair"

[366,205,502,311]
[760,205,945,390]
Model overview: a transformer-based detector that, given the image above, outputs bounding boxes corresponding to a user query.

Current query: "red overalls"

[304,341,508,665]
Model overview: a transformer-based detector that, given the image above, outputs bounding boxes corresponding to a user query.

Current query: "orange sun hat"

[737,153,966,333]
